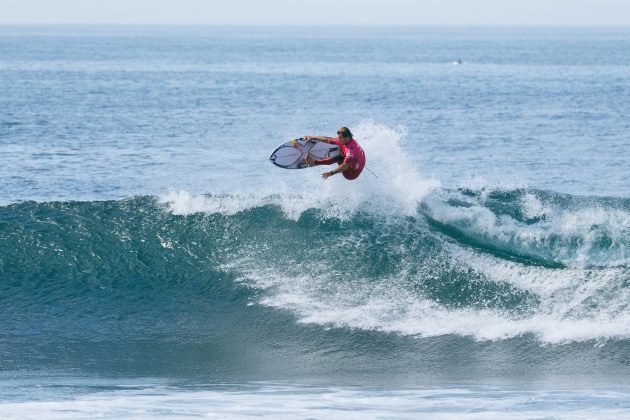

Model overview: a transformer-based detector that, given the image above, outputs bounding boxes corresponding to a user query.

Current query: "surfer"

[303,127,366,180]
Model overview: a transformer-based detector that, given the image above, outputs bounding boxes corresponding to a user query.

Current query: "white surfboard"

[269,138,340,169]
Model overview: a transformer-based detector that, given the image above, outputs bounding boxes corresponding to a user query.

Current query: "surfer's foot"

[302,155,315,166]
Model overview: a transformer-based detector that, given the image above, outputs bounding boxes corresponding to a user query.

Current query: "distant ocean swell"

[1,187,630,350]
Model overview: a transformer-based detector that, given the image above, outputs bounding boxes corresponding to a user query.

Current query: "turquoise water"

[2,26,630,417]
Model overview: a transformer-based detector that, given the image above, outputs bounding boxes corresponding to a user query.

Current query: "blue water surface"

[1,26,630,203]
[2,25,630,418]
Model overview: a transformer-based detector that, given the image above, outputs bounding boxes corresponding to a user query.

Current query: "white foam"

[3,384,628,419]
[256,271,630,343]
[227,232,630,344]
[158,190,275,216]
[424,189,630,268]
[521,192,549,219]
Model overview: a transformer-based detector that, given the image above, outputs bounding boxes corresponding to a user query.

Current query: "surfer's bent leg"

[312,156,344,166]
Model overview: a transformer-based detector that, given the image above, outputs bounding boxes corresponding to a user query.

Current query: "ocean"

[1,25,630,418]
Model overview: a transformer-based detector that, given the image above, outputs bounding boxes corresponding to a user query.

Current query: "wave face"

[2,187,630,381]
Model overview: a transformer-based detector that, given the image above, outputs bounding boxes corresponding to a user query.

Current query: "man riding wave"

[303,127,366,180]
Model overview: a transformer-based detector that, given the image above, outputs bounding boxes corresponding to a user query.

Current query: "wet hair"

[336,127,353,139]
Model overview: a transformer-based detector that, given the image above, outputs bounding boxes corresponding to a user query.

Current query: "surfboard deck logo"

[269,138,340,169]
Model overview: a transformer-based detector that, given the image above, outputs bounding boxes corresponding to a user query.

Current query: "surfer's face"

[337,132,351,145]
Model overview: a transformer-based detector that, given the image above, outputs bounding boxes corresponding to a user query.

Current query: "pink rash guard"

[330,137,366,180]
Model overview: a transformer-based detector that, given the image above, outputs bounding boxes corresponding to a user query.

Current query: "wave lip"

[422,188,630,269]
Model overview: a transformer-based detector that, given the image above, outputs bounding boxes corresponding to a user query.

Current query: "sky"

[1,0,629,26]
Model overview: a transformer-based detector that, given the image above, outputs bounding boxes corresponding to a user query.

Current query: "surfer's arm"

[305,136,335,144]
[322,162,349,179]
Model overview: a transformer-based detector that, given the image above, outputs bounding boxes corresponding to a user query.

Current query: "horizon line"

[2,23,630,28]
